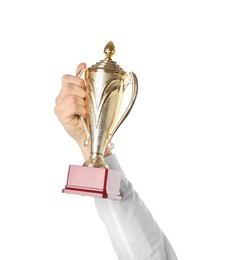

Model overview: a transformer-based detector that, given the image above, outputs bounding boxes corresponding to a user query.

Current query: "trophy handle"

[108,72,138,149]
[76,69,90,146]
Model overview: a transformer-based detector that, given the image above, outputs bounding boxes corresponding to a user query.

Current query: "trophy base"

[62,165,122,200]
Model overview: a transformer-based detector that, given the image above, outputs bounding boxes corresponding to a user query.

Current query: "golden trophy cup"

[62,41,138,200]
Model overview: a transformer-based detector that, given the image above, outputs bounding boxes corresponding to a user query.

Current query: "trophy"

[62,41,138,200]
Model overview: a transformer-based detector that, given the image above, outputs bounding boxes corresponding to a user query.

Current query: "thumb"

[76,63,87,75]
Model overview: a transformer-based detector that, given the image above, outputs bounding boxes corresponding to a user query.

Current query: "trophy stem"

[83,153,108,168]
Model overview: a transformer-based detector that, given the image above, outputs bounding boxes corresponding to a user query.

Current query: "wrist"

[104,147,112,158]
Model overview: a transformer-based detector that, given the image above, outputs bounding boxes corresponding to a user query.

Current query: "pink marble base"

[62,165,122,200]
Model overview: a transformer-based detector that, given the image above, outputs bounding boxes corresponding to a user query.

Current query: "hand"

[54,63,90,160]
[54,63,111,161]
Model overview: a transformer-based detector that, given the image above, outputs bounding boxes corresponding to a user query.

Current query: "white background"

[0,0,231,259]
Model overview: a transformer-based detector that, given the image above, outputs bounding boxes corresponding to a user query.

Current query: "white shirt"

[94,154,178,260]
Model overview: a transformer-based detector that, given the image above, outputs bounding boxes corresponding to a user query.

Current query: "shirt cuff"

[104,154,126,180]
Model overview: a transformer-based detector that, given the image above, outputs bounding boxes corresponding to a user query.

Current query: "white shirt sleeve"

[94,154,178,260]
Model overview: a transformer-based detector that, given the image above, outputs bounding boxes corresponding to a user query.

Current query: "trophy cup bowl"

[62,41,138,200]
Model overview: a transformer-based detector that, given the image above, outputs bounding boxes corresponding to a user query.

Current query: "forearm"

[94,155,177,260]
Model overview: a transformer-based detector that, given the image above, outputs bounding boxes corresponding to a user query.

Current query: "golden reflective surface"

[79,42,138,168]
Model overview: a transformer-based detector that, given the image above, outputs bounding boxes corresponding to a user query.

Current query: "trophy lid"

[89,41,125,74]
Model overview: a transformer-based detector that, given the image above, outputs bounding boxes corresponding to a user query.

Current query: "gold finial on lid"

[104,41,115,60]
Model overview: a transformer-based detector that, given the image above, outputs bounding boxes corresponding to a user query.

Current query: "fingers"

[76,63,86,76]
[55,95,86,119]
[55,86,85,106]
[55,75,86,105]
[56,92,85,108]
[62,74,85,89]
[55,63,88,120]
